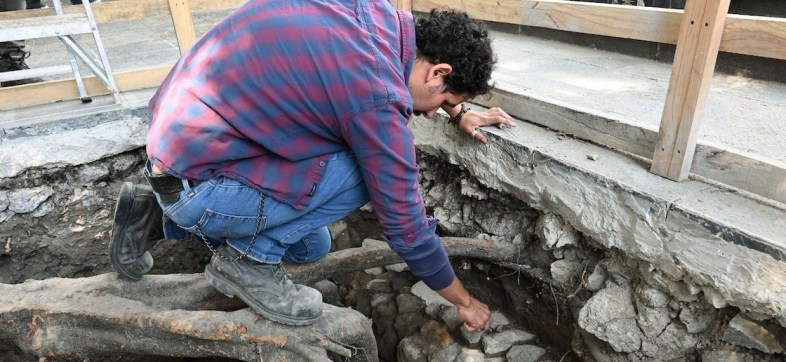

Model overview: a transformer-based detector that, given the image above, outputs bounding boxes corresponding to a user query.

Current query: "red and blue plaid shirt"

[147,0,454,289]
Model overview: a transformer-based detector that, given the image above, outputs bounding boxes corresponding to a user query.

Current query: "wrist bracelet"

[448,104,469,125]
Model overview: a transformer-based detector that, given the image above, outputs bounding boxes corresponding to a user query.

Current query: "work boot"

[0,48,44,87]
[204,245,323,326]
[108,182,164,281]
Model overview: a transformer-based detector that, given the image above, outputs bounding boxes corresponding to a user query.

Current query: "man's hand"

[456,296,492,332]
[458,107,516,144]
[436,277,494,332]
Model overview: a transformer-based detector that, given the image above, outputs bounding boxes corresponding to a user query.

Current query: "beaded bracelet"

[448,104,469,125]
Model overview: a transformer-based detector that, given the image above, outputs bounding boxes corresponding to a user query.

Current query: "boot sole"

[204,263,321,326]
[108,182,147,281]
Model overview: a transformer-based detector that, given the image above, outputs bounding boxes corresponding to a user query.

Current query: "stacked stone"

[313,238,557,361]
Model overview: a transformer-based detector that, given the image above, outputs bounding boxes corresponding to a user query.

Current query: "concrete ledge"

[412,108,786,325]
[0,91,152,179]
[481,32,786,204]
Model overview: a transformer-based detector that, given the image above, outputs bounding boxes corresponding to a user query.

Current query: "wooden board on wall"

[0,66,171,111]
[414,0,524,25]
[413,0,786,61]
[0,0,244,24]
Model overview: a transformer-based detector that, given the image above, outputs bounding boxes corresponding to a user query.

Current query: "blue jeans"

[153,151,370,264]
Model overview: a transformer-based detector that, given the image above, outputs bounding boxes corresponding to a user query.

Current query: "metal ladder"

[0,0,119,103]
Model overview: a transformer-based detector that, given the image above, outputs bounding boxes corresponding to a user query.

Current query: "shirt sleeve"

[340,102,455,290]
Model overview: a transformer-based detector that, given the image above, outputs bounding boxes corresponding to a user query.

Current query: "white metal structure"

[0,0,119,103]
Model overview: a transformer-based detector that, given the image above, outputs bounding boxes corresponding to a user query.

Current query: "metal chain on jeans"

[195,192,265,263]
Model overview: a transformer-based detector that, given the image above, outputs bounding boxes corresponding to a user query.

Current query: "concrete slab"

[487,32,786,164]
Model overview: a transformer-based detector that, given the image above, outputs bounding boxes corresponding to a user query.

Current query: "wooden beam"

[413,0,786,61]
[392,0,412,12]
[167,0,196,55]
[722,15,786,60]
[0,0,244,24]
[650,0,731,180]
[414,0,524,25]
[0,66,172,110]
[520,0,682,44]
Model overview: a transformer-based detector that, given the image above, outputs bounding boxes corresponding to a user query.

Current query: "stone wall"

[1,108,785,361]
[417,154,784,361]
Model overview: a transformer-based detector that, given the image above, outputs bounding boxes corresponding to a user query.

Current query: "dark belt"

[145,172,203,205]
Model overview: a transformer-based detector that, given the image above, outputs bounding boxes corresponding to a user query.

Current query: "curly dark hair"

[415,9,496,98]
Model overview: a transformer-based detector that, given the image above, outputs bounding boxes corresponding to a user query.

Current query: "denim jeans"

[152,151,370,264]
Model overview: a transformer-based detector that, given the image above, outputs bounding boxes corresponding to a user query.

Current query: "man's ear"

[427,63,453,81]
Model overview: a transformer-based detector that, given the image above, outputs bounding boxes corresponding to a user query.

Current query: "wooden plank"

[0,66,171,111]
[394,0,412,12]
[413,0,524,25]
[722,15,786,60]
[521,0,682,44]
[0,0,243,24]
[168,0,197,55]
[650,0,731,181]
[474,89,786,204]
[413,0,786,61]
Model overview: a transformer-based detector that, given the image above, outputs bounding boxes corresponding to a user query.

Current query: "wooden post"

[393,0,412,12]
[650,0,731,180]
[167,0,196,55]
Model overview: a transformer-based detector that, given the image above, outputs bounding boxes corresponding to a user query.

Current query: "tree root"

[0,237,522,361]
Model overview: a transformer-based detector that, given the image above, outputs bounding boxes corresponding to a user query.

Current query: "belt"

[145,172,204,205]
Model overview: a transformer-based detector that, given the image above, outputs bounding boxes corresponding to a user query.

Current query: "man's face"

[410,82,468,119]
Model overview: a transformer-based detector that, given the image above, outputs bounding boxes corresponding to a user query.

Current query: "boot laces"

[272,264,295,288]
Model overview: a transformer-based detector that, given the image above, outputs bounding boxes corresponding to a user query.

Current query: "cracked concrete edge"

[412,109,786,326]
[0,107,150,179]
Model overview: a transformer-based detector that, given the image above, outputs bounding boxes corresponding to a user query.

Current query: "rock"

[395,294,427,338]
[411,281,453,317]
[635,303,671,339]
[366,278,393,294]
[364,267,385,275]
[722,314,785,354]
[578,284,643,353]
[641,321,698,359]
[0,190,9,211]
[371,293,395,309]
[397,335,427,362]
[507,344,547,362]
[439,305,464,331]
[430,343,461,362]
[490,310,511,331]
[635,285,670,308]
[420,320,455,350]
[460,325,486,346]
[701,348,771,362]
[550,259,580,285]
[7,186,53,214]
[585,264,607,291]
[678,302,716,334]
[455,347,486,362]
[481,329,536,355]
[537,213,579,249]
[386,263,410,272]
[313,279,340,306]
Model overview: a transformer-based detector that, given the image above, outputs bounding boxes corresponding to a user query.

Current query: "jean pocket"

[184,209,267,239]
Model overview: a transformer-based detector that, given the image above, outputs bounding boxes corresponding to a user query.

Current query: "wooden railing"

[0,0,784,204]
[413,0,786,204]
